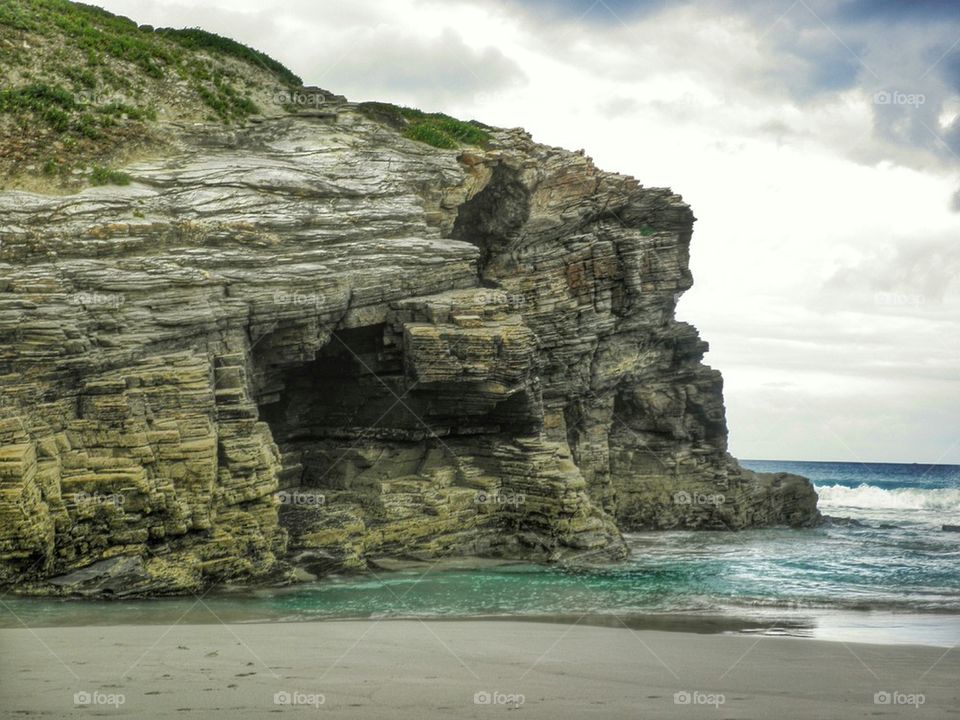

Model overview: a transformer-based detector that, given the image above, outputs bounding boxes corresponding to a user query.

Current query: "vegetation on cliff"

[357,102,490,149]
[0,0,492,191]
[0,0,301,190]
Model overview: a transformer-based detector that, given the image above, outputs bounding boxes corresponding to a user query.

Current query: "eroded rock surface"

[0,98,819,595]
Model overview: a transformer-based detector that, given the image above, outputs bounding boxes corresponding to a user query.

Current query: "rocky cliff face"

[0,96,819,596]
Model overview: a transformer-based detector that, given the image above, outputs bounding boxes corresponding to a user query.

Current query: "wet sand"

[1,619,956,718]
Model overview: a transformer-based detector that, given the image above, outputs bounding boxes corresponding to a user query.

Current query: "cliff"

[0,4,819,597]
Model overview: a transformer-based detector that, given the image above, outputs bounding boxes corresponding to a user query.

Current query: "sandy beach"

[1,619,956,719]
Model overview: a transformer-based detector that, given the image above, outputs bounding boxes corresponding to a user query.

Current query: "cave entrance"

[254,321,541,493]
[255,324,427,491]
[451,163,529,274]
[247,318,569,567]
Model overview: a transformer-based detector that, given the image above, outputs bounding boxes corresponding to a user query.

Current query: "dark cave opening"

[257,324,413,490]
[451,163,530,274]
[254,323,540,494]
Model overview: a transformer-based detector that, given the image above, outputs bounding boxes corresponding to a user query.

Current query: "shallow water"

[3,460,959,646]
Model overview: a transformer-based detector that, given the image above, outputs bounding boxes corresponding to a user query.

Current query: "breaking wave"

[815,483,960,512]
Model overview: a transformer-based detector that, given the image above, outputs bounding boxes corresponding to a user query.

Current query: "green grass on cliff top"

[0,0,302,188]
[357,102,490,149]
[0,0,486,188]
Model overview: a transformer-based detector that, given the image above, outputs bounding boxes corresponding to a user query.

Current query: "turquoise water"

[4,461,960,645]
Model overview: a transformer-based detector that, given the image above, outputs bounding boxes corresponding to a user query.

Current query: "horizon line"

[739,458,960,467]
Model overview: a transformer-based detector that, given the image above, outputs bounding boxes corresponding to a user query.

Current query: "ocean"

[5,460,960,646]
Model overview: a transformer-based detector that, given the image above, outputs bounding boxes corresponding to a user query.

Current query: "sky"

[93,0,960,464]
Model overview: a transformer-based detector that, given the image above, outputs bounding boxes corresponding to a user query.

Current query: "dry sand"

[1,619,956,718]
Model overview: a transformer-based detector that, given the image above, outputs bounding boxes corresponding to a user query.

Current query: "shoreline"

[4,597,960,647]
[2,619,956,719]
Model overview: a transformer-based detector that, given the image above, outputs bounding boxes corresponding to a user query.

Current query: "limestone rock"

[0,97,818,596]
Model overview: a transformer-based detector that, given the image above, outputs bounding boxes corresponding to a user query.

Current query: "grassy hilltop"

[0,0,491,192]
[0,0,303,190]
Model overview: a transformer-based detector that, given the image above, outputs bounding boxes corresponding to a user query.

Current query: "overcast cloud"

[95,0,960,463]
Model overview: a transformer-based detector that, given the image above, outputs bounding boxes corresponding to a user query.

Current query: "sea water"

[4,461,959,646]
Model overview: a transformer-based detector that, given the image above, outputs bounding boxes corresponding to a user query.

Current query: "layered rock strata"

[0,97,818,595]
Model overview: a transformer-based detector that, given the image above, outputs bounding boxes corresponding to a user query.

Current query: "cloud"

[597,95,639,117]
[305,28,527,106]
[820,234,960,310]
[835,0,960,22]
[758,23,864,99]
[732,2,960,197]
[726,370,960,463]
[489,0,960,206]
[496,0,674,25]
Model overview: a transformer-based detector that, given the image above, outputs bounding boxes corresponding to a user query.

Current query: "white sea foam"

[815,483,960,512]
